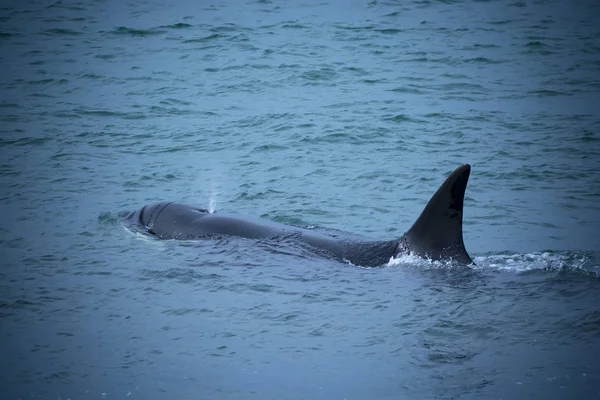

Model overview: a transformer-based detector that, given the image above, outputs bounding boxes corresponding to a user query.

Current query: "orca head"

[138,202,173,229]
[396,164,474,265]
[138,202,211,230]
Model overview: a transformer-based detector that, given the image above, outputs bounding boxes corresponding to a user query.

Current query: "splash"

[206,168,222,213]
[386,252,458,269]
[121,224,161,243]
[208,196,217,213]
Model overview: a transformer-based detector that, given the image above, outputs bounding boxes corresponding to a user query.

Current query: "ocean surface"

[1,0,600,398]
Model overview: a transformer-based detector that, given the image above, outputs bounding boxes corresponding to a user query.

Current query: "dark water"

[1,0,600,399]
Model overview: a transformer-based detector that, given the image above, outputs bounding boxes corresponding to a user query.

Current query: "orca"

[127,164,474,266]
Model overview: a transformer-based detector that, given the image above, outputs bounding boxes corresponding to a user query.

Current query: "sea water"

[1,0,599,398]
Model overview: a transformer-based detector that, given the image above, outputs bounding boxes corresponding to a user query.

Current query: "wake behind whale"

[126,164,474,267]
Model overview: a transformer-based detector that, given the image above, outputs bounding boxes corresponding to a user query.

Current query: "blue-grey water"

[1,0,600,399]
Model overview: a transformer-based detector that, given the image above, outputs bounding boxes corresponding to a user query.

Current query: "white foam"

[471,252,589,273]
[386,251,593,273]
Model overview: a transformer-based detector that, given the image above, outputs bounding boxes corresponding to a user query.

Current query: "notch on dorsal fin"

[402,164,474,265]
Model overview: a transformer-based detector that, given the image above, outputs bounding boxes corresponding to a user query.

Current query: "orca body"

[127,164,474,266]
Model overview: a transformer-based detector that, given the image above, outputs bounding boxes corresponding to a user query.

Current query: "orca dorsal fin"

[403,164,474,265]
